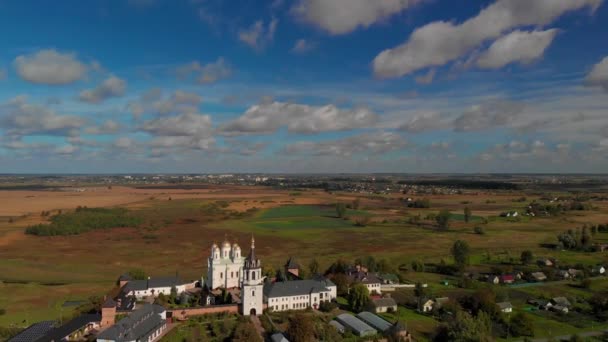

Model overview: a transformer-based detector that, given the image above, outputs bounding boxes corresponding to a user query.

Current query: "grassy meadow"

[1,185,608,339]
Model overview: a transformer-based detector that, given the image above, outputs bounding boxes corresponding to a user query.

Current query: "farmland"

[1,182,608,340]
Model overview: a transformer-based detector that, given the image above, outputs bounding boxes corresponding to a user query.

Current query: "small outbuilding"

[335,313,377,337]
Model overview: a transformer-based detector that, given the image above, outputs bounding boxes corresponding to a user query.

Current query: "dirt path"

[250,315,265,340]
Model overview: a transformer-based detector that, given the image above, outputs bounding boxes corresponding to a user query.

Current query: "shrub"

[473,226,485,235]
[25,207,142,236]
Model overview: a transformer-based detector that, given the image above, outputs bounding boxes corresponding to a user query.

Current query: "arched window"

[220,272,223,279]
[252,271,256,280]
[231,272,234,278]
[252,290,255,297]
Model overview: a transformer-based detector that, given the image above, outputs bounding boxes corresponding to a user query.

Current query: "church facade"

[206,240,245,290]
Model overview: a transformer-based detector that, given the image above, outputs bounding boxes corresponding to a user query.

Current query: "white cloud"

[221,101,378,135]
[373,0,601,78]
[113,137,135,149]
[585,56,608,92]
[291,39,316,54]
[284,131,408,156]
[477,29,559,69]
[0,96,85,137]
[453,100,525,131]
[79,75,127,103]
[398,111,448,132]
[13,49,91,85]
[85,120,120,135]
[175,58,232,84]
[140,112,215,151]
[54,144,78,155]
[238,19,278,51]
[293,0,419,35]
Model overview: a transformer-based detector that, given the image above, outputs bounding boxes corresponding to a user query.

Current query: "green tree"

[520,250,534,265]
[127,268,147,280]
[348,283,370,312]
[442,311,493,342]
[581,226,592,247]
[464,207,472,223]
[509,312,534,337]
[451,240,470,269]
[414,282,427,312]
[335,203,347,218]
[436,210,451,230]
[309,258,320,275]
[331,273,349,296]
[286,313,316,342]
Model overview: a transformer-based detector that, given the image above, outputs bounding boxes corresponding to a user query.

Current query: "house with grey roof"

[497,302,513,313]
[30,314,101,342]
[97,304,167,342]
[347,271,382,294]
[368,297,397,313]
[329,320,346,334]
[119,276,196,300]
[264,277,337,312]
[271,332,290,342]
[335,313,377,337]
[8,321,55,342]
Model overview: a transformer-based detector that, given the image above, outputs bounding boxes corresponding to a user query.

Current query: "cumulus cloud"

[453,100,525,131]
[54,144,78,155]
[14,49,92,85]
[113,137,135,149]
[293,0,419,35]
[175,58,232,84]
[398,112,448,132]
[585,56,608,92]
[0,96,85,137]
[284,131,407,156]
[415,68,436,85]
[373,0,601,78]
[140,112,215,151]
[238,19,278,51]
[79,75,127,103]
[477,29,559,69]
[291,39,316,54]
[221,101,378,135]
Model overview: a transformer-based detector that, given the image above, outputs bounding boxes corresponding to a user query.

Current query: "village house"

[118,275,196,300]
[500,275,515,284]
[422,297,449,313]
[531,272,547,282]
[537,258,555,267]
[557,270,571,280]
[264,278,337,312]
[497,302,513,313]
[488,275,500,285]
[347,269,382,295]
[568,268,584,278]
[368,297,398,313]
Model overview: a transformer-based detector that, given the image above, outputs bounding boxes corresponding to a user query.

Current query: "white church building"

[205,236,336,316]
[206,240,246,290]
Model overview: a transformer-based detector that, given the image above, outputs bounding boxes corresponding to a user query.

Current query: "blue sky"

[1,0,608,173]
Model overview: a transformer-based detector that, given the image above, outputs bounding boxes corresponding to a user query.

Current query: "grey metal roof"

[497,302,512,310]
[348,272,381,284]
[356,311,392,332]
[8,321,55,342]
[329,320,345,333]
[271,332,290,342]
[122,276,185,292]
[285,257,299,269]
[35,314,101,342]
[264,278,334,298]
[96,304,166,342]
[335,313,376,337]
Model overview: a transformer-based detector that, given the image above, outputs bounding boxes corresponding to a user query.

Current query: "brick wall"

[168,304,239,320]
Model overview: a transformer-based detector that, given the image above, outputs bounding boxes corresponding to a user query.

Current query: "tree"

[411,260,425,272]
[331,273,349,296]
[127,268,147,280]
[464,207,472,223]
[335,203,346,218]
[581,226,592,248]
[520,250,534,265]
[348,283,370,312]
[436,311,493,342]
[436,210,451,230]
[558,232,577,250]
[451,240,470,269]
[473,226,485,235]
[309,258,320,275]
[509,312,534,337]
[232,318,262,342]
[414,282,427,312]
[286,313,316,342]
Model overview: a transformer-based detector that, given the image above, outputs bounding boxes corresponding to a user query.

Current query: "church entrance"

[250,308,257,316]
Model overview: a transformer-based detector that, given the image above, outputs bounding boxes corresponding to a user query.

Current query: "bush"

[0,308,5,315]
[473,226,485,235]
[319,301,338,312]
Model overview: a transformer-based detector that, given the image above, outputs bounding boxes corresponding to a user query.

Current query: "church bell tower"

[241,235,264,316]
